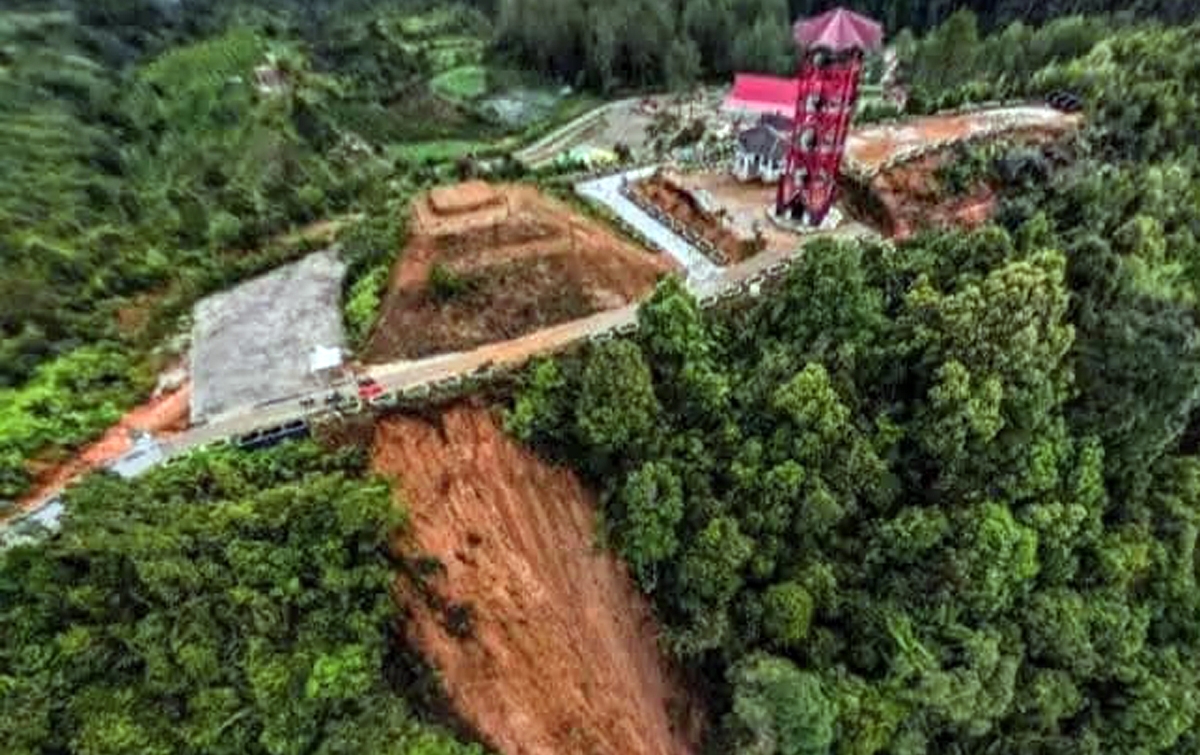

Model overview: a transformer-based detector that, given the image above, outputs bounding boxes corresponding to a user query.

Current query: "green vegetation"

[934,141,1003,196]
[509,18,1200,754]
[339,206,408,348]
[0,347,147,498]
[0,1,564,502]
[389,139,496,165]
[428,263,477,303]
[0,440,484,755]
[8,4,1200,754]
[493,0,1197,92]
[432,65,490,101]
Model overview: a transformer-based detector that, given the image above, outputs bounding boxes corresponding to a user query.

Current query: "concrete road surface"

[6,169,877,535]
[577,168,721,284]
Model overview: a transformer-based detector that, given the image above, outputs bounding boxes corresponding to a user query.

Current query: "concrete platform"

[189,249,347,424]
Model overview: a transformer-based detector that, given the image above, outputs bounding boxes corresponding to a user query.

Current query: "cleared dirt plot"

[665,171,817,255]
[362,182,676,362]
[374,405,702,755]
[190,249,346,423]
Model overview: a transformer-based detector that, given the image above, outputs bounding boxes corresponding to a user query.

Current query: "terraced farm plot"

[360,182,676,362]
[431,65,489,100]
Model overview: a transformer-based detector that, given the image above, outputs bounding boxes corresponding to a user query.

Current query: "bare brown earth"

[866,151,999,239]
[4,383,191,524]
[363,183,676,362]
[844,108,1083,173]
[429,180,503,215]
[861,126,1073,239]
[632,173,759,263]
[373,405,702,755]
[671,172,819,254]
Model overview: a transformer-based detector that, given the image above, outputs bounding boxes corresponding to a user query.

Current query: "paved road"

[6,168,876,535]
[515,101,619,166]
[577,168,722,285]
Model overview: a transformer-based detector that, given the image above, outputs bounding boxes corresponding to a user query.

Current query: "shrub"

[428,262,474,302]
[209,210,243,249]
[344,262,390,347]
[761,582,815,647]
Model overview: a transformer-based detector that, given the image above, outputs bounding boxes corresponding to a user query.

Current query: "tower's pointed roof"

[793,7,883,52]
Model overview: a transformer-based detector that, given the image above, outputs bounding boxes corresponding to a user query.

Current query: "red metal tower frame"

[775,48,864,223]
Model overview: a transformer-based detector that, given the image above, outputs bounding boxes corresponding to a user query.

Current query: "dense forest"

[6,2,1200,754]
[0,441,484,754]
[508,16,1200,755]
[492,0,1198,90]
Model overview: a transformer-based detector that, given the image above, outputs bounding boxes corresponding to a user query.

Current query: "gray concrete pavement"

[577,168,722,284]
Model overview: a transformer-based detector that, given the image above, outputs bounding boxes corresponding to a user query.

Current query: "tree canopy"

[0,441,483,755]
[508,21,1200,750]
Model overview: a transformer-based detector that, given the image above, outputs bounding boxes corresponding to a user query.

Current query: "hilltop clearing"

[361,183,675,362]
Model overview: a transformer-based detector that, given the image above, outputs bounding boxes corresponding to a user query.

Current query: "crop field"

[431,65,490,101]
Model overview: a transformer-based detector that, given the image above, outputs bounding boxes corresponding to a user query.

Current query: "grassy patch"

[388,139,495,164]
[431,65,489,101]
[344,263,391,347]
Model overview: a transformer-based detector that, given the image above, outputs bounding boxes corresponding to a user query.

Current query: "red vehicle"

[356,377,384,401]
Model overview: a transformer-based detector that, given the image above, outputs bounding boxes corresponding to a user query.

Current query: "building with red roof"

[723,74,801,118]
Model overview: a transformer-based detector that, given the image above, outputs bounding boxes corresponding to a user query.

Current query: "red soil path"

[4,385,190,524]
[373,406,702,755]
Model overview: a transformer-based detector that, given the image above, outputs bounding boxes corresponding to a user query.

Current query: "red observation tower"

[776,8,883,224]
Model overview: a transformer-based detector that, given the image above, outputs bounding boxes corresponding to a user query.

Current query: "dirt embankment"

[363,183,675,363]
[865,151,998,239]
[373,405,701,755]
[847,125,1078,240]
[632,174,759,263]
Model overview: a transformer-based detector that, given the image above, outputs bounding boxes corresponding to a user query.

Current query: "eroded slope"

[373,405,700,755]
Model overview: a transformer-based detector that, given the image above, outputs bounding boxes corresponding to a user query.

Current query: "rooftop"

[723,74,800,117]
[794,7,884,53]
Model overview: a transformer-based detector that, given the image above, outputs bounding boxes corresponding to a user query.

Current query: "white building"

[733,115,793,183]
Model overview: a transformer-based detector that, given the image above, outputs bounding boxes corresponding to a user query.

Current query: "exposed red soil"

[845,109,1083,172]
[373,405,702,755]
[4,383,191,524]
[865,151,999,239]
[847,127,1076,240]
[671,172,817,254]
[363,183,675,362]
[632,174,760,263]
[429,180,503,215]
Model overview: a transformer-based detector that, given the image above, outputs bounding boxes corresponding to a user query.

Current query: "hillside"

[374,405,702,755]
[6,4,1200,755]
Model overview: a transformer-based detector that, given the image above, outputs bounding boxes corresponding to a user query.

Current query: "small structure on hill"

[733,114,793,182]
